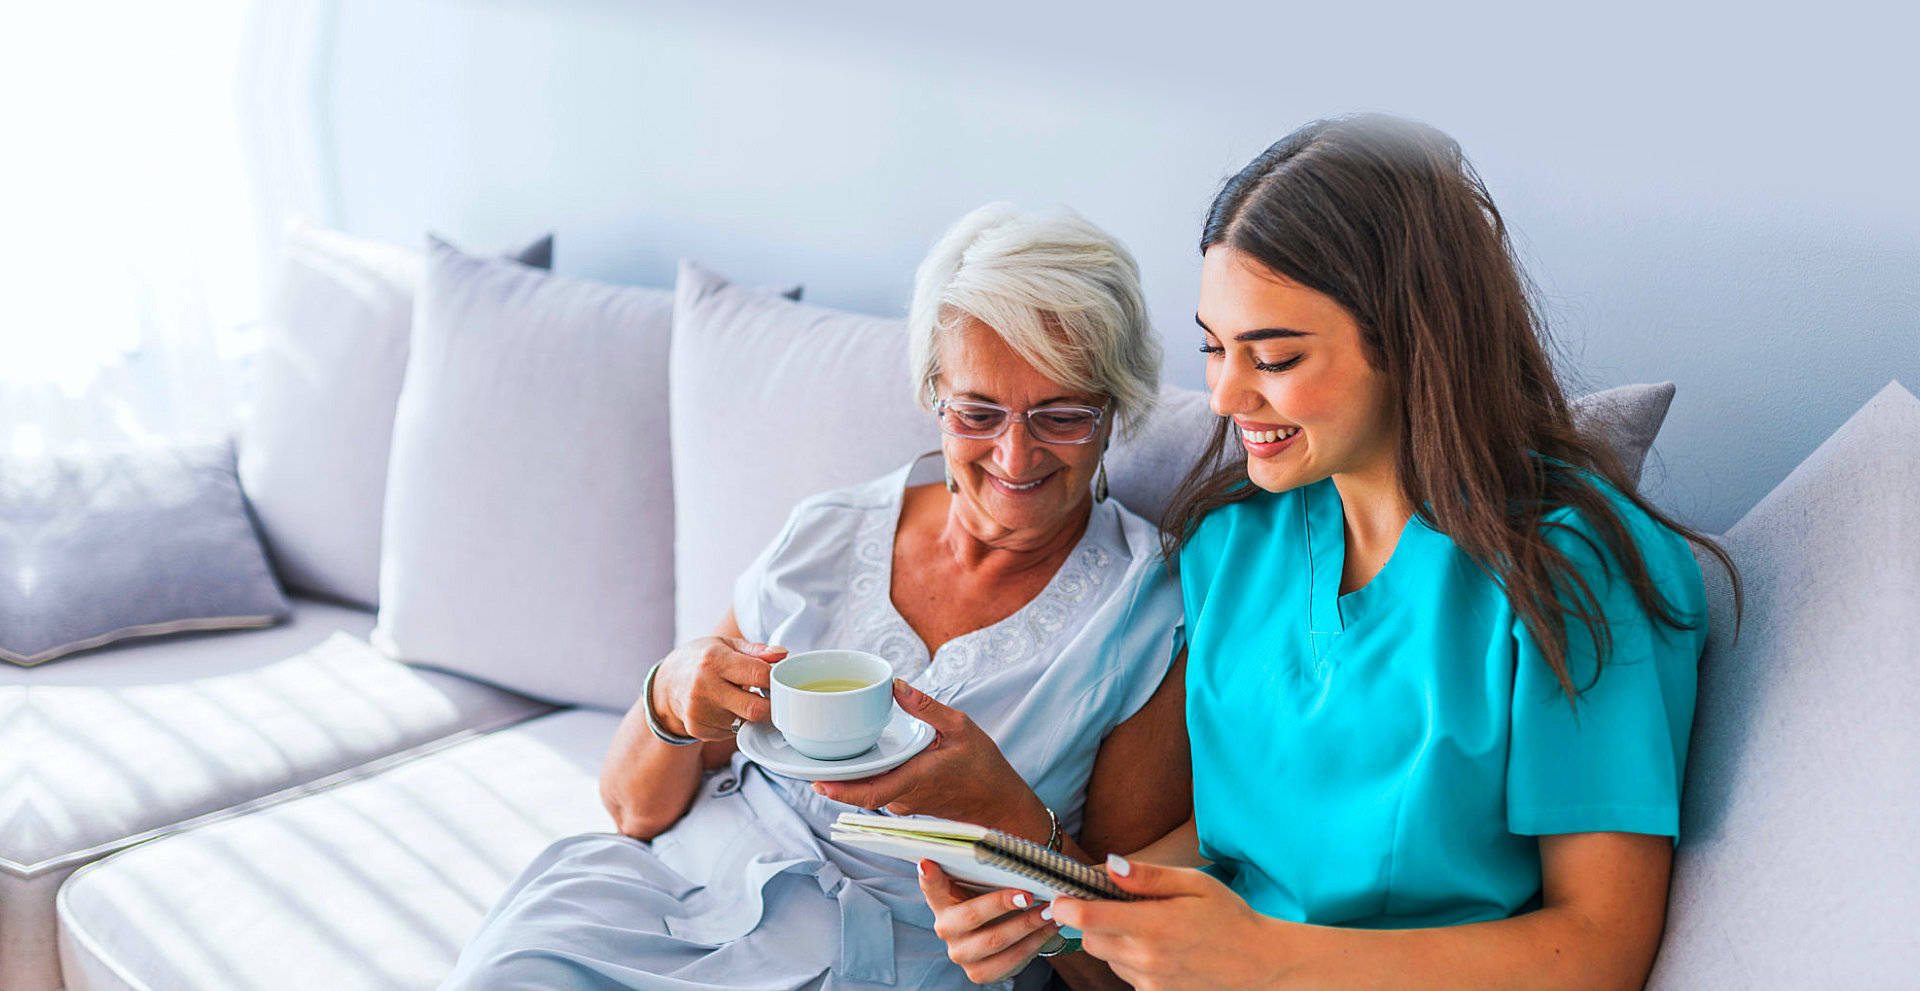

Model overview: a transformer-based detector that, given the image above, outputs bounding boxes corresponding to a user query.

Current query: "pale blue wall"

[316,0,1919,532]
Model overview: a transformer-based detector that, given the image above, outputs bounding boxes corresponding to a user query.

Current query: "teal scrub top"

[1181,474,1707,929]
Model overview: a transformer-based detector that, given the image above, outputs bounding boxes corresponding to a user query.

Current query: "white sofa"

[4,230,1915,991]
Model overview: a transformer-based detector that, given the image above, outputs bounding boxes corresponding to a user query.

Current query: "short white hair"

[908,203,1160,438]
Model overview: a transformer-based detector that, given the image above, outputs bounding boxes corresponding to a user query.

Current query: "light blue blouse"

[1182,474,1706,928]
[441,455,1183,991]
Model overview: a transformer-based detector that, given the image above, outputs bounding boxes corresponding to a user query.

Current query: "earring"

[944,462,958,494]
[1094,458,1109,503]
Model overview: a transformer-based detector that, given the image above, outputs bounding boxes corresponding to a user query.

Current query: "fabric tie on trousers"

[814,859,897,985]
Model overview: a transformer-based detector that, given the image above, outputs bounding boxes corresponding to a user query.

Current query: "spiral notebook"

[830,812,1135,901]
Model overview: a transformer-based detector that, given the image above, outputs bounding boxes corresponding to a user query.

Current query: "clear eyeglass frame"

[928,384,1109,445]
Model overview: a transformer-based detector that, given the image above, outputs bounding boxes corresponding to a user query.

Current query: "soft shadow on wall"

[296,0,1918,533]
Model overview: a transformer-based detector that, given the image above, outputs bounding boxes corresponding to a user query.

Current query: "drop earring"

[944,462,958,494]
[1094,458,1109,503]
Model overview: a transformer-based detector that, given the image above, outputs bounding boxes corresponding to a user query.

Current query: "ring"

[730,717,744,734]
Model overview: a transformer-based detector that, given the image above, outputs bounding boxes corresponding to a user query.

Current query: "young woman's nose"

[1208,357,1261,419]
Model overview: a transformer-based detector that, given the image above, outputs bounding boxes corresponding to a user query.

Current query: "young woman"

[922,114,1739,991]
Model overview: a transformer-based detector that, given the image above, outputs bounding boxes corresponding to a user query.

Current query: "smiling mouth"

[1239,426,1300,444]
[988,472,1051,493]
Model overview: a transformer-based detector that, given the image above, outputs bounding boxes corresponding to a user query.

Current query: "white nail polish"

[1040,904,1053,921]
[1107,853,1132,877]
[1012,892,1030,909]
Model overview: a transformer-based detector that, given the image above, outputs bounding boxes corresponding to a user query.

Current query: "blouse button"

[715,777,738,795]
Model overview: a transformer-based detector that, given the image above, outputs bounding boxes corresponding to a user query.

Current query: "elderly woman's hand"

[918,860,1058,984]
[651,636,787,740]
[813,680,1050,839]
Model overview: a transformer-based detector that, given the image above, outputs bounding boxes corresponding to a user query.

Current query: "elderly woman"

[438,203,1190,991]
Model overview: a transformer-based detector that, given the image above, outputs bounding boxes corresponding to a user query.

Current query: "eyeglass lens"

[940,402,1099,443]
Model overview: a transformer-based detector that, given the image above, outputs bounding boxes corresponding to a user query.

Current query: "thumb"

[893,679,963,730]
[1103,854,1210,899]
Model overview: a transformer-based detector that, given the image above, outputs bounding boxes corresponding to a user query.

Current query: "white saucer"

[737,709,935,782]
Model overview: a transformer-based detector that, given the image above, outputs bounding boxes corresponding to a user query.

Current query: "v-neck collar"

[1303,478,1427,635]
[865,452,1118,684]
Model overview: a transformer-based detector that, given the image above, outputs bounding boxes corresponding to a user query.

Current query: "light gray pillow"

[373,239,677,710]
[1646,381,1920,990]
[669,261,942,642]
[239,222,551,609]
[0,441,290,666]
[1103,384,1218,529]
[1570,380,1676,487]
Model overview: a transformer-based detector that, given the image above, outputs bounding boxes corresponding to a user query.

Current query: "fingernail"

[917,861,929,878]
[1012,892,1030,909]
[1040,904,1053,921]
[1107,853,1132,877]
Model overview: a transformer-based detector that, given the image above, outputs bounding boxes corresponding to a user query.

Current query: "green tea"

[795,678,872,693]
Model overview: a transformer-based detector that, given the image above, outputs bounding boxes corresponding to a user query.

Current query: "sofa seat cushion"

[3,632,548,873]
[58,708,619,991]
[0,602,551,991]
[1647,381,1920,990]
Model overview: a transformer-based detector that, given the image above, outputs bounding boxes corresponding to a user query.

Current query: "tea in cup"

[769,649,895,760]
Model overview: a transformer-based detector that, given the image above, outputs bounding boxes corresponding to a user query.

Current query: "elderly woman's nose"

[992,424,1045,473]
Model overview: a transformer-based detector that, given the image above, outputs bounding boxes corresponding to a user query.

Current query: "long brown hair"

[1165,114,1740,704]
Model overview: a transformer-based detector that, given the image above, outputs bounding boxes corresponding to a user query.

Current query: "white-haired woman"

[439,203,1189,991]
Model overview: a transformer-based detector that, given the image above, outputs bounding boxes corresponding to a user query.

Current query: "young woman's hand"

[811,680,1050,842]
[1050,855,1288,991]
[650,636,787,740]
[918,860,1058,984]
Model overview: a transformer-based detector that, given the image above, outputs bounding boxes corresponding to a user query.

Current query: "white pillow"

[373,239,674,709]
[239,221,551,608]
[670,261,940,641]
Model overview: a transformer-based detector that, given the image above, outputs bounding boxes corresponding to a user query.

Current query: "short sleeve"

[1107,556,1186,725]
[1506,498,1709,839]
[730,502,809,644]
[1177,505,1233,636]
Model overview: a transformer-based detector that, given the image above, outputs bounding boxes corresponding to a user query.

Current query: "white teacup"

[769,649,896,760]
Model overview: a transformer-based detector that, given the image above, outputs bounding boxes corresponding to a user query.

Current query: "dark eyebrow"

[1195,315,1312,342]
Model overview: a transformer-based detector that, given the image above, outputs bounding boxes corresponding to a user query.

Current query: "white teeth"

[998,476,1044,490]
[1240,426,1299,444]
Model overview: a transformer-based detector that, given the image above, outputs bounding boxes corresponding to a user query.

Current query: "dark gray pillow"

[1571,381,1676,488]
[0,440,290,666]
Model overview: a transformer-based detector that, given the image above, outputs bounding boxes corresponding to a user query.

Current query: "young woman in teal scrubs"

[921,114,1740,991]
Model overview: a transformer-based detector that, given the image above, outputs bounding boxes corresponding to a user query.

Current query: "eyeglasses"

[930,387,1108,445]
